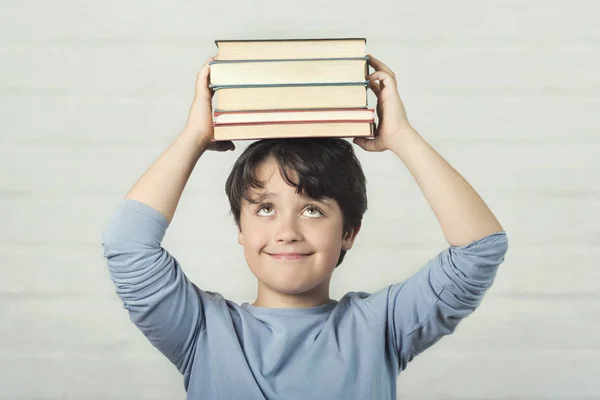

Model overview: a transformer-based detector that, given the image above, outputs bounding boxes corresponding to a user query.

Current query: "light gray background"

[1,0,599,399]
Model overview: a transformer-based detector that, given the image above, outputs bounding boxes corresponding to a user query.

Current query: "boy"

[102,54,508,399]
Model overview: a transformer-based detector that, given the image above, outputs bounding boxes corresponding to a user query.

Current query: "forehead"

[255,157,292,176]
[250,159,299,195]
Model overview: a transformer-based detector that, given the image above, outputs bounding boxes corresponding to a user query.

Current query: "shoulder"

[334,288,395,325]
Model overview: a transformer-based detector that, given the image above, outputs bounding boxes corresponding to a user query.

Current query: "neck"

[252,279,332,309]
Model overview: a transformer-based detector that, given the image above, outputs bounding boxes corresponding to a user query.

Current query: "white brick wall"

[1,0,599,398]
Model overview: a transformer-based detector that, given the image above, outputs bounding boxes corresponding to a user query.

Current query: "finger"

[368,71,395,86]
[375,102,383,124]
[368,71,401,97]
[197,57,214,81]
[369,79,381,97]
[367,54,395,76]
[195,56,216,98]
[353,137,382,152]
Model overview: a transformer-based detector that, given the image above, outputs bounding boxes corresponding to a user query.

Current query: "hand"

[183,57,235,152]
[353,54,412,152]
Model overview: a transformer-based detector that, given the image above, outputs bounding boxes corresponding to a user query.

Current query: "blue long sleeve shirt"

[101,199,508,399]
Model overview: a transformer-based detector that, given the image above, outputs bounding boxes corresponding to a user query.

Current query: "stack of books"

[209,38,375,141]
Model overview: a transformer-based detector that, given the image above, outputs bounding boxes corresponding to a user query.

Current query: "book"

[214,108,374,124]
[209,37,374,141]
[214,83,368,111]
[213,108,375,141]
[213,122,374,141]
[209,57,368,87]
[215,38,366,60]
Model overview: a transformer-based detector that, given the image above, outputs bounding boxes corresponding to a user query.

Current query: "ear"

[237,227,244,246]
[341,224,361,251]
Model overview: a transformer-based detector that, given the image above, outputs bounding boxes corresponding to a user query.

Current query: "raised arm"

[126,57,234,222]
[354,55,502,246]
[101,57,233,376]
[356,55,508,370]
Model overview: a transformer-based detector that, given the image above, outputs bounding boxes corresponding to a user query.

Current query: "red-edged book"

[212,108,375,141]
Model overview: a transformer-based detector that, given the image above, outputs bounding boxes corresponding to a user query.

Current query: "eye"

[303,206,324,218]
[256,204,275,216]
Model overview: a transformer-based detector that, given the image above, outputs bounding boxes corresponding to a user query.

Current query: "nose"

[274,213,304,243]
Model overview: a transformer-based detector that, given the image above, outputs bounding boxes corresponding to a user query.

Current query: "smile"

[268,253,313,261]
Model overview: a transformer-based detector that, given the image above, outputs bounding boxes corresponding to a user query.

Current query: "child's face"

[238,158,359,299]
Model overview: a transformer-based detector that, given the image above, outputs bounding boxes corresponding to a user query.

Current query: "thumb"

[195,56,215,100]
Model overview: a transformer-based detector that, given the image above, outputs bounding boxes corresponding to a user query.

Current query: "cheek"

[242,225,270,252]
[309,223,343,252]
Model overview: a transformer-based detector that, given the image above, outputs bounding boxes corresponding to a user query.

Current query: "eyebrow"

[249,192,276,204]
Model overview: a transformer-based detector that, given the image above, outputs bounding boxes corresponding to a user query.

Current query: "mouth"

[268,252,314,261]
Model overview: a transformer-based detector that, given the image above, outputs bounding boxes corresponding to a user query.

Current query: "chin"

[246,254,336,295]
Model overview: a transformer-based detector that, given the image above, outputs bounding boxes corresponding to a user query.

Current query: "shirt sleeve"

[365,231,508,371]
[101,199,206,375]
